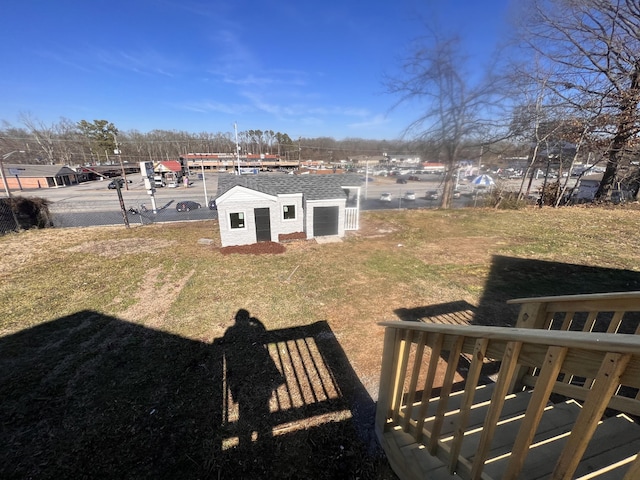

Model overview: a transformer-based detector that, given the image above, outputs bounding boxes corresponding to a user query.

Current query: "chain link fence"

[1,197,217,234]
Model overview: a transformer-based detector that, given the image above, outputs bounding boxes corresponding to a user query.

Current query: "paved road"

[7,171,555,228]
[12,174,218,228]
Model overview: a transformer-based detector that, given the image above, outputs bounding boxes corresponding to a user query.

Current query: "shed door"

[254,207,271,242]
[313,206,339,236]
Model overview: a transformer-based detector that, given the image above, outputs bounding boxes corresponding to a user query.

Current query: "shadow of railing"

[475,255,640,327]
[212,315,378,467]
[395,255,640,329]
[395,300,477,325]
[0,310,380,479]
[391,255,640,394]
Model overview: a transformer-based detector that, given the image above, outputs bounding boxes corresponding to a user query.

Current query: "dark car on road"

[396,178,408,184]
[108,179,125,189]
[425,190,440,200]
[107,178,132,189]
[176,201,202,212]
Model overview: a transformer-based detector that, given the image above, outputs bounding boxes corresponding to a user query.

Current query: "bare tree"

[0,121,30,158]
[515,0,640,200]
[55,118,85,166]
[386,31,504,208]
[20,114,59,165]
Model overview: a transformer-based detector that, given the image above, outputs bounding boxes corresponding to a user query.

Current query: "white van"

[153,175,165,187]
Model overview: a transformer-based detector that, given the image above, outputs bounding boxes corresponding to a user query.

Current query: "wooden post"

[552,352,632,480]
[375,328,400,434]
[448,338,489,474]
[503,345,568,479]
[471,341,523,479]
[403,332,427,432]
[428,335,464,454]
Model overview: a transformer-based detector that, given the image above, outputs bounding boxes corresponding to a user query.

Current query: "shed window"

[283,205,296,220]
[229,212,245,229]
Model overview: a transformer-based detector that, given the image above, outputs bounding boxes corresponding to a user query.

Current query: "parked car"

[379,192,392,202]
[425,190,440,200]
[396,178,408,184]
[404,191,416,201]
[453,190,461,199]
[107,178,129,189]
[176,201,202,212]
[208,198,217,210]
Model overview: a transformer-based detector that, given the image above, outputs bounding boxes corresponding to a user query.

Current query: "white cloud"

[174,100,251,115]
[347,113,388,129]
[39,46,179,78]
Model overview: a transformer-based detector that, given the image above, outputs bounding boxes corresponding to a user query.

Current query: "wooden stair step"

[383,429,461,480]
[427,387,534,439]
[482,411,640,480]
[387,386,640,480]
[573,414,640,480]
[454,398,582,463]
[407,443,463,480]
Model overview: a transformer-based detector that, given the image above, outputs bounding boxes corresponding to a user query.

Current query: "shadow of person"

[222,309,284,451]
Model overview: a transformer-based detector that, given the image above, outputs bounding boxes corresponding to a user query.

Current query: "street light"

[1,150,25,198]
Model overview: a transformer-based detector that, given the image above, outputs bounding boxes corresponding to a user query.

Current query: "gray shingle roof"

[216,173,362,201]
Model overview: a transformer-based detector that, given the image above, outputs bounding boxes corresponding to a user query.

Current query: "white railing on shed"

[345,207,359,230]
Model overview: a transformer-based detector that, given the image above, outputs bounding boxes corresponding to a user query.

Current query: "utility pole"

[234,122,241,175]
[365,160,369,199]
[114,180,130,229]
[201,160,208,206]
[112,133,129,190]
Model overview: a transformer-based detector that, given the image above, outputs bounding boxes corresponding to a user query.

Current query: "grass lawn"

[2,205,640,479]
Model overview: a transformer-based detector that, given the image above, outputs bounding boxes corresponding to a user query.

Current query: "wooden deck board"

[399,384,495,433]
[482,413,640,480]
[456,399,582,462]
[384,392,640,480]
[407,443,461,480]
[574,415,640,479]
[383,429,462,480]
[427,388,533,440]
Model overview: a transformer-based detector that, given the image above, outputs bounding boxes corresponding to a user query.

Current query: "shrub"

[483,190,528,210]
[0,196,53,234]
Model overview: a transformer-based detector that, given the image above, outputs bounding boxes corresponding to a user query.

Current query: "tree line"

[0,115,418,167]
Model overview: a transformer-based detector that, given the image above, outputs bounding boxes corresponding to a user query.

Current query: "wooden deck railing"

[510,291,640,416]
[376,297,640,479]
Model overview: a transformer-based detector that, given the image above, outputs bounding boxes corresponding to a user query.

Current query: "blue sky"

[0,1,511,140]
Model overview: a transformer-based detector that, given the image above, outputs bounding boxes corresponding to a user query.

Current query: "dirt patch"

[278,231,306,242]
[219,241,287,255]
[66,238,176,257]
[119,266,195,327]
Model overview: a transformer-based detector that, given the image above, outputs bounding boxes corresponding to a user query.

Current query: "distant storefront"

[1,164,79,190]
